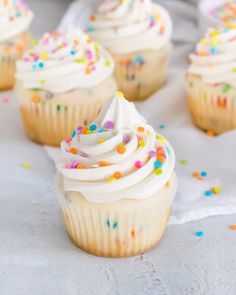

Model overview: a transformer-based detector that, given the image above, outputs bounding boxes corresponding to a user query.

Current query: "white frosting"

[16,27,115,93]
[57,92,175,203]
[0,0,33,43]
[188,26,236,87]
[88,0,172,54]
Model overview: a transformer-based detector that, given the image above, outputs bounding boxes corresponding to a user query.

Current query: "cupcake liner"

[186,74,236,134]
[16,75,117,146]
[0,32,31,90]
[112,43,172,101]
[56,173,177,258]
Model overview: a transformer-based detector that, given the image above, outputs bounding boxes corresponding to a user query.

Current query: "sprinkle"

[211,187,221,194]
[134,54,144,64]
[229,225,236,231]
[89,124,97,131]
[76,164,86,169]
[204,190,212,197]
[70,50,76,55]
[38,62,44,69]
[222,84,231,93]
[200,171,207,177]
[154,168,163,175]
[106,176,116,183]
[104,121,114,129]
[123,134,130,144]
[179,159,187,165]
[104,60,111,67]
[23,162,30,169]
[99,161,109,167]
[192,171,199,177]
[32,95,40,103]
[117,144,126,154]
[135,161,142,169]
[154,161,163,168]
[131,229,136,238]
[139,139,146,148]
[196,231,204,237]
[117,91,124,97]
[98,138,107,144]
[210,47,218,54]
[56,105,61,112]
[112,222,118,229]
[69,147,77,154]
[71,130,76,138]
[149,150,156,157]
[2,96,10,104]
[137,126,145,132]
[113,171,122,179]
[159,124,165,129]
[206,130,215,137]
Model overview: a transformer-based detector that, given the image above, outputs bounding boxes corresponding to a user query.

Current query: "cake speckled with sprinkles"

[56,91,177,257]
[15,26,117,146]
[0,0,33,90]
[88,0,173,101]
[186,24,236,134]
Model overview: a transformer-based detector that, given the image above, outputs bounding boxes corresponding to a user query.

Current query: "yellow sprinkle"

[156,134,167,142]
[106,176,116,183]
[39,52,49,60]
[199,38,207,45]
[98,138,107,143]
[23,162,30,169]
[117,91,124,98]
[104,60,111,67]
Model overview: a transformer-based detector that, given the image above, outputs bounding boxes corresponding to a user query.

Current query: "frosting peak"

[57,92,175,203]
[88,0,172,54]
[0,0,33,43]
[16,27,115,93]
[188,25,236,87]
[95,92,146,131]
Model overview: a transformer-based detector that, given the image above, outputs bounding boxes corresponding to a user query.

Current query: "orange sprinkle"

[157,156,165,163]
[99,161,109,167]
[81,127,88,134]
[113,171,122,179]
[131,229,136,238]
[192,172,199,177]
[117,144,126,154]
[32,95,40,103]
[229,225,236,230]
[85,68,91,75]
[165,181,170,188]
[90,15,96,21]
[137,127,145,132]
[206,130,215,137]
[76,164,86,169]
[69,147,78,154]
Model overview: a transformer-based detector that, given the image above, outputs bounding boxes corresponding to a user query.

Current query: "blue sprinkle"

[159,124,165,129]
[89,124,97,131]
[204,190,212,197]
[134,54,145,64]
[210,47,218,54]
[166,147,171,154]
[196,231,204,237]
[71,130,76,138]
[201,171,207,177]
[38,62,44,69]
[113,222,118,229]
[154,161,163,168]
[106,220,110,228]
[98,127,105,133]
[70,50,76,55]
[87,25,95,33]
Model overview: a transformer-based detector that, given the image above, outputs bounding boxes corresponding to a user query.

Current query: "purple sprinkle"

[149,150,156,157]
[104,121,114,129]
[123,134,130,144]
[77,126,83,134]
[71,161,79,168]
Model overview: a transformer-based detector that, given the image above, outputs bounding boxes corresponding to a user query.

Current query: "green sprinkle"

[113,222,118,229]
[179,159,187,165]
[232,68,236,73]
[222,84,231,93]
[56,105,61,112]
[76,57,86,63]
[155,168,163,175]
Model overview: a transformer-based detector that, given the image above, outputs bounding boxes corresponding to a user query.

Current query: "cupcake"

[0,0,33,90]
[186,25,236,134]
[88,0,173,101]
[56,91,177,257]
[15,27,117,146]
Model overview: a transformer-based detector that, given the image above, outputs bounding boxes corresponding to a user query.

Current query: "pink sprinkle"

[2,96,10,104]
[104,121,114,129]
[65,137,72,143]
[135,161,142,169]
[149,150,156,157]
[65,164,72,169]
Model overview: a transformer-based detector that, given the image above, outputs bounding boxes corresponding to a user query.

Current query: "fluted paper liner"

[16,75,117,146]
[186,74,236,134]
[112,42,172,101]
[56,173,177,258]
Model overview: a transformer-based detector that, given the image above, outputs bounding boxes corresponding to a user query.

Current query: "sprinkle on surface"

[22,162,30,169]
[196,231,204,237]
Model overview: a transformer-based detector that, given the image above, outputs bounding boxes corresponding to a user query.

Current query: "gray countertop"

[1,1,236,294]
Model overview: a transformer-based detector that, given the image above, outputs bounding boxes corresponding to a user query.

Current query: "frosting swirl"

[16,27,115,93]
[57,92,175,203]
[88,0,172,54]
[0,0,33,43]
[188,26,236,86]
